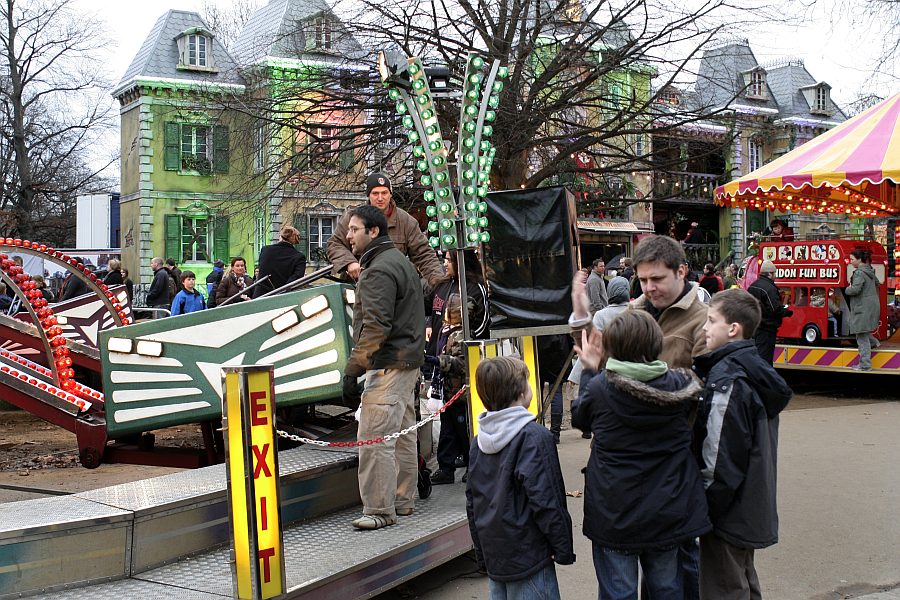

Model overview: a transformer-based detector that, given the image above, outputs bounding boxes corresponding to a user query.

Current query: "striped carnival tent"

[715,93,900,217]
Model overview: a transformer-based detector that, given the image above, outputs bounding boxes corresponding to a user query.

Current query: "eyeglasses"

[348,225,368,233]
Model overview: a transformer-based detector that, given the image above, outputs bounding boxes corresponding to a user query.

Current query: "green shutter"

[164,122,180,171]
[212,217,230,263]
[165,215,182,261]
[293,213,308,256]
[213,126,229,173]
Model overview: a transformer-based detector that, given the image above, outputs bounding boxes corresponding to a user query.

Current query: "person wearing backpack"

[170,271,207,316]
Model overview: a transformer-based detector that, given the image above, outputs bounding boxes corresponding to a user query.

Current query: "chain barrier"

[276,384,468,448]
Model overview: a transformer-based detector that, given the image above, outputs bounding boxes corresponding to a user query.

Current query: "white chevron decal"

[137,307,294,348]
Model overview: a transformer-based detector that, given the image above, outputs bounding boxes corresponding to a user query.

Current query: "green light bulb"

[402,115,414,129]
[464,122,476,133]
[435,171,448,182]
[417,94,430,105]
[438,188,451,198]
[409,63,420,75]
[478,217,489,227]
[429,236,440,248]
[416,159,428,171]
[426,205,438,217]
[429,140,441,151]
[440,218,453,230]
[413,79,425,90]
[471,56,484,69]
[469,73,482,84]
[464,153,475,164]
[468,231,480,242]
[480,140,491,152]
[413,145,425,157]
[431,155,445,167]
[492,81,504,93]
[465,105,478,117]
[396,102,407,114]
[439,202,452,213]
[478,156,488,167]
[466,89,478,101]
[463,169,475,180]
[464,185,476,196]
[424,191,436,201]
[465,200,477,211]
[483,125,493,137]
[464,138,476,148]
[478,171,489,182]
[388,89,401,101]
[425,124,437,136]
[478,201,488,212]
[443,234,456,246]
[497,66,509,78]
[421,175,432,186]
[485,110,496,122]
[422,108,434,120]
[466,216,477,226]
[480,231,491,242]
[488,95,500,108]
[428,221,439,233]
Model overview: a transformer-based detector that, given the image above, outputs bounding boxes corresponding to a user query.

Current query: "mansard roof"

[114,10,244,97]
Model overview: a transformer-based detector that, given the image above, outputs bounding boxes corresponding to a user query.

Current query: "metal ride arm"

[218,275,271,308]
[258,264,339,298]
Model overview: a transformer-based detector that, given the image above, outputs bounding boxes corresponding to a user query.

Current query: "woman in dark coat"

[103,259,124,286]
[845,249,881,370]
[215,257,254,306]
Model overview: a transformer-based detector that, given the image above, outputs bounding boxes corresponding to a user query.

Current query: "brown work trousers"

[357,367,419,517]
[699,533,762,600]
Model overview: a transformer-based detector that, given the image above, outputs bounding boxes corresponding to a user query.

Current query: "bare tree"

[208,0,781,218]
[0,0,116,244]
[201,0,260,50]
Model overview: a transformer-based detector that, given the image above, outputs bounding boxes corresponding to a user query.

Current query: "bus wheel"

[803,324,821,345]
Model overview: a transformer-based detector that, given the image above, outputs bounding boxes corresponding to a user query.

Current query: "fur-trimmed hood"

[599,368,702,431]
[606,368,702,406]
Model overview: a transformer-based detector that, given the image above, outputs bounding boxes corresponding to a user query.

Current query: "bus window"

[779,287,791,305]
[794,287,809,307]
[809,287,826,308]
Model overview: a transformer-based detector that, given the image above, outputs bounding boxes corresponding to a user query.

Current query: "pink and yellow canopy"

[715,93,900,217]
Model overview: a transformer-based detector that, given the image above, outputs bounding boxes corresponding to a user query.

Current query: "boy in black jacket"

[466,356,574,599]
[694,289,793,599]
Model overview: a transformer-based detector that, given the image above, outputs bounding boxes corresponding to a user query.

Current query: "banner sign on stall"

[222,365,285,600]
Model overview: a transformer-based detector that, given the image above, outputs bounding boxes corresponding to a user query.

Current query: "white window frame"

[748,70,766,98]
[254,121,267,173]
[182,216,211,263]
[815,87,829,112]
[308,214,337,264]
[188,34,208,67]
[748,138,762,173]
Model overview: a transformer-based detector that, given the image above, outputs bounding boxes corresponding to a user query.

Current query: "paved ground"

[377,393,900,599]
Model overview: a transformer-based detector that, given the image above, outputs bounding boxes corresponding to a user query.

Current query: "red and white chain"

[276,385,468,448]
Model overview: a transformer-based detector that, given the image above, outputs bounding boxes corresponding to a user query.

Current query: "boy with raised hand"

[466,356,574,600]
[693,289,793,599]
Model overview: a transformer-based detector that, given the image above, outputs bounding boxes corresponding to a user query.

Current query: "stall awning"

[715,93,900,216]
[577,220,641,233]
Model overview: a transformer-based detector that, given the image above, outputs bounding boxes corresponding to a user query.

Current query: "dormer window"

[175,27,217,72]
[305,15,334,51]
[743,68,766,100]
[801,83,832,115]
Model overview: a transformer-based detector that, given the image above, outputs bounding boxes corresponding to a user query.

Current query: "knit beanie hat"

[760,260,776,274]
[365,172,392,195]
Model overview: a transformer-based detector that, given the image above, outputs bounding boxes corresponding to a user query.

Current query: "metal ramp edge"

[18,482,472,600]
[0,444,361,599]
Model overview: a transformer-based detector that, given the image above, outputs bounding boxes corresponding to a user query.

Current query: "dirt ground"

[0,410,200,501]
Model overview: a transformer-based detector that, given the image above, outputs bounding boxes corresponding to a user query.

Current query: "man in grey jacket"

[586,258,608,312]
[343,205,425,531]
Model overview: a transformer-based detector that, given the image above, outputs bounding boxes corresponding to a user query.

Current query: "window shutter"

[213,126,229,173]
[340,140,353,172]
[165,214,182,261]
[164,122,180,171]
[212,217,230,263]
[293,213,308,256]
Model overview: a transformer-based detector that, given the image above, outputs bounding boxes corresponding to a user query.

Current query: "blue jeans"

[488,563,561,600]
[592,544,682,600]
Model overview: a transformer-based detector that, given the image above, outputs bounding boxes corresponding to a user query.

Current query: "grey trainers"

[351,514,397,530]
[851,365,871,371]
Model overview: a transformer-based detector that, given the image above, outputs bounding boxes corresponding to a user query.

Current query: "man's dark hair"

[602,310,663,363]
[704,262,716,275]
[350,205,388,237]
[475,356,530,411]
[592,257,605,268]
[633,235,685,272]
[165,257,177,267]
[710,288,761,339]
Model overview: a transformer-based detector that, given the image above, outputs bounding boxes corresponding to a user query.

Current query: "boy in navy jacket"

[693,288,792,599]
[466,356,574,600]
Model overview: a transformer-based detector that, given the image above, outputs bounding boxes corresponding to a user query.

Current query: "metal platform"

[0,444,472,599]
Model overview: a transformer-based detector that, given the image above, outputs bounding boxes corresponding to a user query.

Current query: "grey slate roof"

[231,0,364,67]
[115,10,244,95]
[695,41,779,112]
[766,61,847,122]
